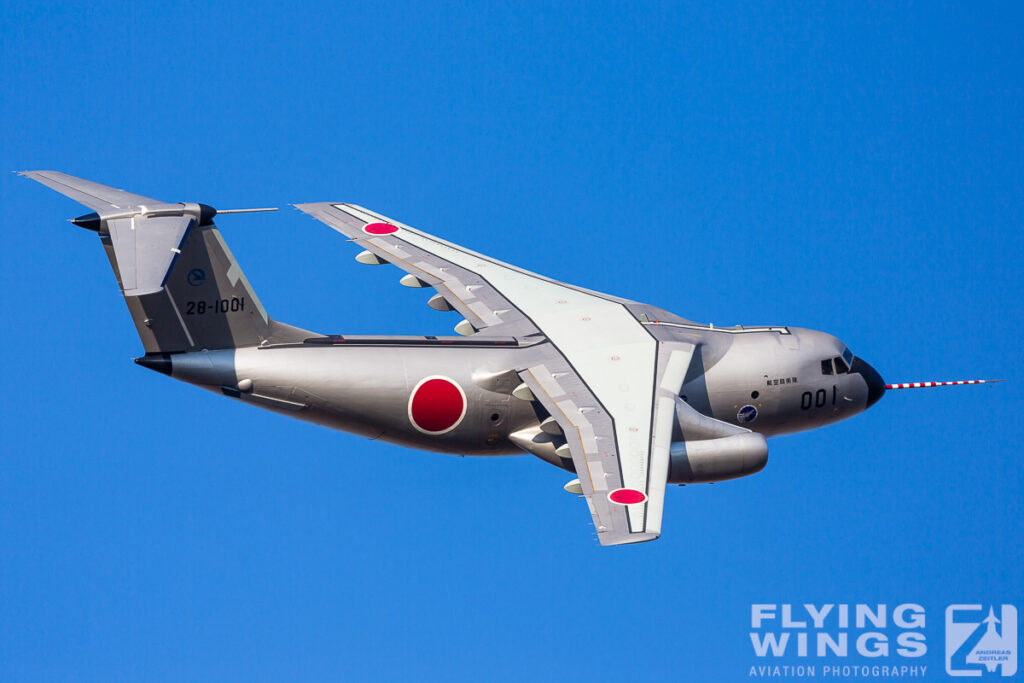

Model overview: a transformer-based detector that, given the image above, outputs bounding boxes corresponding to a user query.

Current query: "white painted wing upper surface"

[295,202,670,545]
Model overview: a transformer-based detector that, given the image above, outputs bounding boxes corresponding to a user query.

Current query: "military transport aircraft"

[20,171,1000,546]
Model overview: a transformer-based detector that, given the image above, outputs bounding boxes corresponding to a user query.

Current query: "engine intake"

[668,432,768,483]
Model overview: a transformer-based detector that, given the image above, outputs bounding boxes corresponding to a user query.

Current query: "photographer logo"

[946,605,1017,677]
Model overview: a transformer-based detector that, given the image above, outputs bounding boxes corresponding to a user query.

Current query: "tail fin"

[21,171,312,353]
[111,221,312,353]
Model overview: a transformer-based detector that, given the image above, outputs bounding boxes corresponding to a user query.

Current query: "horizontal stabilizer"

[21,171,198,296]
[19,170,164,215]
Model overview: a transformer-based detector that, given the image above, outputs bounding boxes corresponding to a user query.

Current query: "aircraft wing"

[292,203,644,337]
[517,341,696,545]
[296,202,696,545]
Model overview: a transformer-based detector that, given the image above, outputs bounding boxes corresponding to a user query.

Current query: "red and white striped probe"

[885,379,1003,390]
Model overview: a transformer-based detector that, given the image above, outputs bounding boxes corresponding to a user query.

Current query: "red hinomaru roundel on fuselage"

[408,376,468,435]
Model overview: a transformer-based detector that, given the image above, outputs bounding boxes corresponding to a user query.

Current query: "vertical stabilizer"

[21,171,313,353]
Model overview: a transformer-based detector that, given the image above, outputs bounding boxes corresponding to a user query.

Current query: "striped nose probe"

[885,379,1003,390]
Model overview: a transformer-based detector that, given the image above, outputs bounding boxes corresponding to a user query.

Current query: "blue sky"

[1,2,1021,680]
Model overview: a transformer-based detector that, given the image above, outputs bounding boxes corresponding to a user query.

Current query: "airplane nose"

[851,357,886,408]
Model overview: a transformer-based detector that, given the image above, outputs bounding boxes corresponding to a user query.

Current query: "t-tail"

[19,171,313,366]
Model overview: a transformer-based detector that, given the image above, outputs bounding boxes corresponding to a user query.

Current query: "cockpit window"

[821,359,834,375]
[842,347,854,366]
[834,356,849,374]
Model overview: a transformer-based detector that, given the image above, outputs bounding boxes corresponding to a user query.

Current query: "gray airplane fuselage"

[158,324,884,463]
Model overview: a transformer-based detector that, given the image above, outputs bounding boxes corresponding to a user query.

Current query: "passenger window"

[821,359,834,375]
[834,356,849,374]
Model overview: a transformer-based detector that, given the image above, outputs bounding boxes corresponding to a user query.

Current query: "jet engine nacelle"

[667,432,768,484]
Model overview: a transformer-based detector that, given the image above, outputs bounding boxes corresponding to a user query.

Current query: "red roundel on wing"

[364,222,399,235]
[410,378,465,433]
[608,488,647,505]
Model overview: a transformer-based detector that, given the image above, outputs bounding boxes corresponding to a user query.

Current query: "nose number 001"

[801,385,837,409]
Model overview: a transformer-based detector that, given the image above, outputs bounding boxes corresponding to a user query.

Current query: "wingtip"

[291,201,338,212]
[16,170,60,179]
[292,201,356,211]
[596,531,661,547]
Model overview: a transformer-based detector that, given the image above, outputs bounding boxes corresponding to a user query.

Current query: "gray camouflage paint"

[165,324,879,457]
